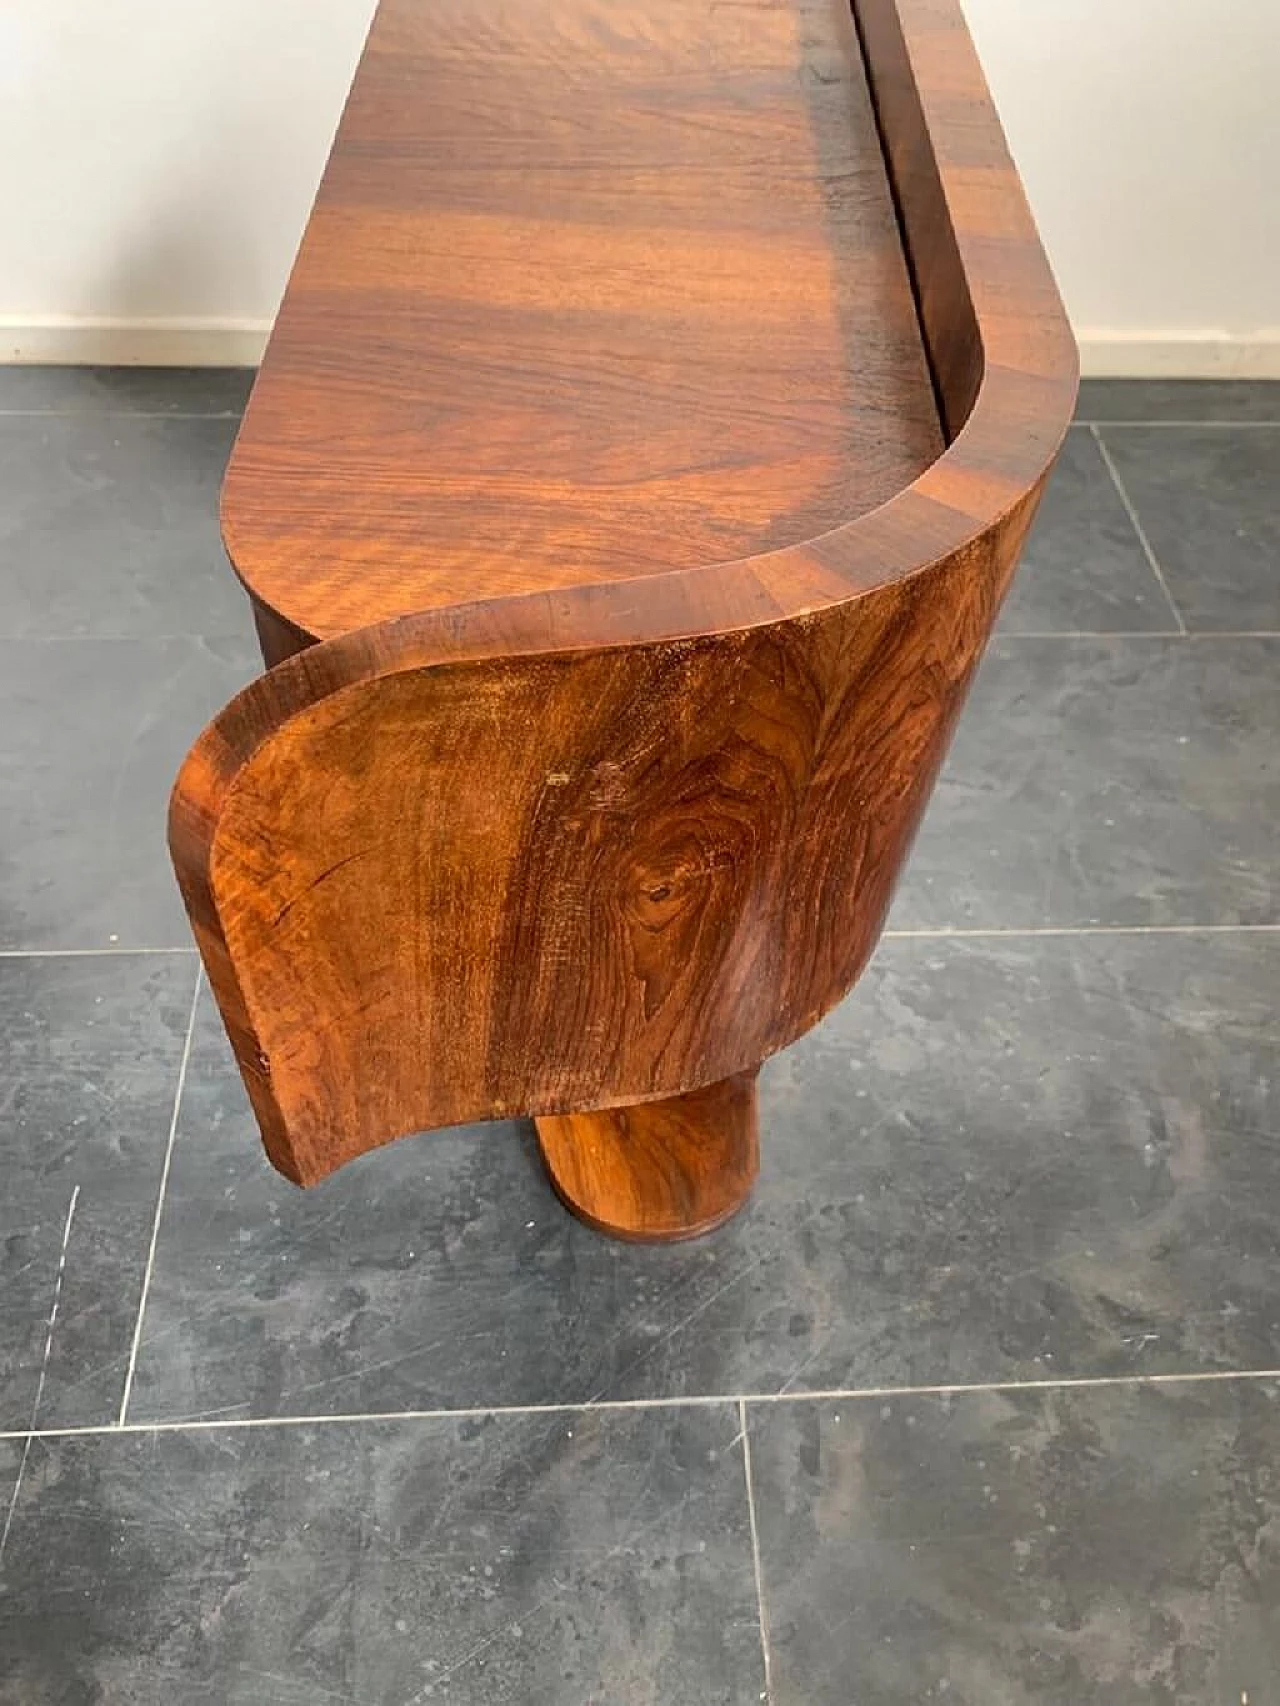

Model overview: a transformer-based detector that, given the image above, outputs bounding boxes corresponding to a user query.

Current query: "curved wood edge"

[173,487,1046,1185]
[178,0,1077,894]
[226,0,1077,663]
[170,0,1076,1185]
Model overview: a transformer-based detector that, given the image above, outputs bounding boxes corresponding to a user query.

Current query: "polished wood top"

[223,0,942,640]
[175,0,1077,1191]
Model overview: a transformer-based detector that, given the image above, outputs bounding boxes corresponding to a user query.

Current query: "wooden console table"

[171,0,1077,1239]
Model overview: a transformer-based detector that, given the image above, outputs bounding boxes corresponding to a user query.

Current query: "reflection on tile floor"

[1098,424,1280,631]
[0,955,197,1432]
[0,413,244,637]
[128,930,1280,1421]
[996,426,1175,635]
[0,634,260,948]
[749,1380,1280,1706]
[892,636,1278,930]
[1,372,1277,1701]
[0,1406,763,1706]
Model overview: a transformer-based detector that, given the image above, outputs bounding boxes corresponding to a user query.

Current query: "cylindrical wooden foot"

[534,1070,759,1242]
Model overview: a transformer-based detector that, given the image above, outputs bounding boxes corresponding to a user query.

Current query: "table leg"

[534,1070,759,1241]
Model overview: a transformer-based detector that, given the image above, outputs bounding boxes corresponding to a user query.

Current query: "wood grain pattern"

[170,0,1077,1235]
[536,1072,760,1241]
[222,0,943,639]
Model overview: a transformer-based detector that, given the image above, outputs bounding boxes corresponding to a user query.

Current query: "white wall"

[960,0,1280,376]
[0,0,1275,374]
[0,0,376,363]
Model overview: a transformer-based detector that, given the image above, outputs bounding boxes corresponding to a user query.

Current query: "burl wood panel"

[171,0,1077,1238]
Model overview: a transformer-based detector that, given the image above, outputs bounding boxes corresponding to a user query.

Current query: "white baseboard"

[2,317,1278,382]
[0,317,271,367]
[1077,332,1280,380]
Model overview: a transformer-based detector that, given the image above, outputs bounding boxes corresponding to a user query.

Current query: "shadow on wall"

[79,157,288,351]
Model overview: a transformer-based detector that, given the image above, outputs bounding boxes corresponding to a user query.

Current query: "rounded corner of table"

[169,0,1079,1233]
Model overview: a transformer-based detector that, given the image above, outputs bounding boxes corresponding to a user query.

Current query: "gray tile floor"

[0,369,1277,1703]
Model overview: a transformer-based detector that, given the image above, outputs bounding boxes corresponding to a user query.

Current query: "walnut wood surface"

[222,0,942,640]
[536,1072,760,1241]
[170,0,1077,1230]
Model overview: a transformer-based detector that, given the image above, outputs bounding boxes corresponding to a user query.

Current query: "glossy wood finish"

[223,0,942,638]
[170,0,1077,1235]
[536,1071,760,1241]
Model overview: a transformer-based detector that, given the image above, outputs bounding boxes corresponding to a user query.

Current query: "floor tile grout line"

[7,1366,1280,1446]
[999,630,1184,641]
[2,634,257,646]
[3,928,1277,963]
[0,1185,81,1561]
[881,924,1280,938]
[0,947,197,960]
[996,631,1280,641]
[115,964,202,1428]
[1075,419,1280,430]
[0,408,245,421]
[1090,424,1189,634]
[739,1398,775,1705]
